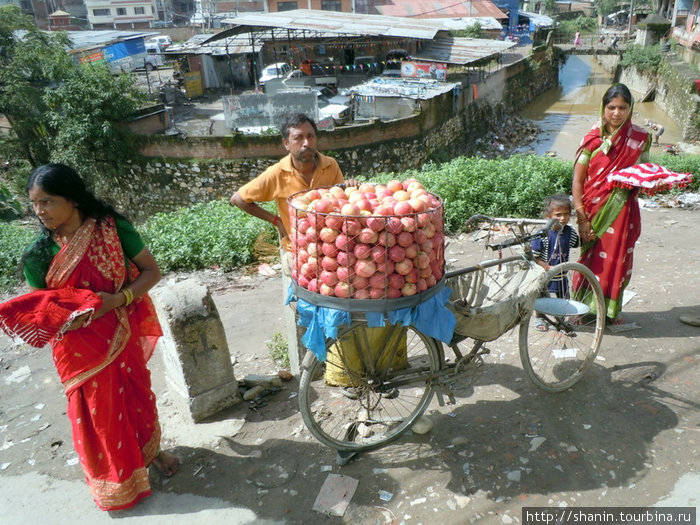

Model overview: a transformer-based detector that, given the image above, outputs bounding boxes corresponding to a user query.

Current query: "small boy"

[531,194,580,331]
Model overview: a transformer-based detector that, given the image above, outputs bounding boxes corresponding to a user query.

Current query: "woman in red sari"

[572,84,651,323]
[19,163,179,510]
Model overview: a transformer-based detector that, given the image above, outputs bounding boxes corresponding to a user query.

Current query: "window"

[321,0,341,11]
[134,6,145,14]
[93,8,110,16]
[116,7,126,15]
[277,1,297,11]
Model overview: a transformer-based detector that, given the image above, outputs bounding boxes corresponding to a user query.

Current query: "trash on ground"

[312,473,359,517]
[608,322,641,333]
[529,436,546,451]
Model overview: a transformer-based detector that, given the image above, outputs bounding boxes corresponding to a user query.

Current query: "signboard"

[400,61,447,81]
[184,71,204,98]
[78,50,105,64]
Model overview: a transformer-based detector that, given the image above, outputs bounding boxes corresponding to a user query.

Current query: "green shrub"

[619,44,663,74]
[369,155,574,232]
[0,221,37,289]
[140,199,277,272]
[650,153,700,192]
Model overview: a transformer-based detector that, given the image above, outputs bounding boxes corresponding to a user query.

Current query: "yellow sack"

[325,325,408,387]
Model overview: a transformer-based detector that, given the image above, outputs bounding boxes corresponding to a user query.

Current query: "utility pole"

[628,0,635,39]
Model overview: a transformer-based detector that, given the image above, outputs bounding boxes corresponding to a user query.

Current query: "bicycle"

[297,215,606,453]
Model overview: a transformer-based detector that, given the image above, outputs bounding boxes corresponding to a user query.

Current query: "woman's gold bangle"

[121,288,134,307]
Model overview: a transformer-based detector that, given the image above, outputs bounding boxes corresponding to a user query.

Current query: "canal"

[519,54,682,161]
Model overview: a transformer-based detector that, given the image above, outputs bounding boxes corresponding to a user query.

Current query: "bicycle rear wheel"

[299,321,442,452]
[519,262,605,392]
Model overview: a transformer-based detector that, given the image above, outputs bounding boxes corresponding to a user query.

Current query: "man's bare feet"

[152,450,179,477]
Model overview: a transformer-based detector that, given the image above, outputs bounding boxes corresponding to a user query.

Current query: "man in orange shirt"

[230,113,349,374]
[231,113,345,252]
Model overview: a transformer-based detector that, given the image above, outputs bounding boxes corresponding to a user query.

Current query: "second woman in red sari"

[20,163,180,510]
[572,84,651,323]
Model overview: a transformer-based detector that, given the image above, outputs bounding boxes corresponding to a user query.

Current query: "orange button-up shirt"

[237,153,344,251]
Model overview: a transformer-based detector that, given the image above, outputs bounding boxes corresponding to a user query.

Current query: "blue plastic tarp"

[287,285,456,361]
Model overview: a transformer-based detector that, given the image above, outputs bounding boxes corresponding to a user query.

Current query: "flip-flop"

[534,317,549,332]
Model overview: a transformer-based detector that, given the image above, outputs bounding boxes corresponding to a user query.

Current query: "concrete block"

[152,278,241,422]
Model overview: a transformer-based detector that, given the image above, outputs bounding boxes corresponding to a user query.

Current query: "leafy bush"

[141,199,278,272]
[650,153,700,192]
[0,221,36,289]
[619,44,663,74]
[369,155,574,232]
[556,17,599,40]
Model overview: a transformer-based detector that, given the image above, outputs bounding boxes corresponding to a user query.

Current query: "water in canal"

[519,54,682,161]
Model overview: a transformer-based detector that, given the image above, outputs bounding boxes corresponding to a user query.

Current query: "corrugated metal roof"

[64,30,158,52]
[215,9,449,41]
[165,33,255,55]
[438,16,505,31]
[376,0,508,20]
[349,77,459,99]
[414,35,516,64]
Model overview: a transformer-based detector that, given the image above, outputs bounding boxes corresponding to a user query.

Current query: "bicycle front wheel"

[519,262,605,392]
[299,322,442,452]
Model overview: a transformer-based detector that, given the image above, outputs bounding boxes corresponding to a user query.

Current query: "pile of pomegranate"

[288,179,445,300]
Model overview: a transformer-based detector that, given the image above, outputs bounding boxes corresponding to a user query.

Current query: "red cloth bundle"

[606,163,693,195]
[0,288,102,348]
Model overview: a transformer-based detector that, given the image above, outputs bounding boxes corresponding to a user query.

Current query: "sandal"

[534,317,549,332]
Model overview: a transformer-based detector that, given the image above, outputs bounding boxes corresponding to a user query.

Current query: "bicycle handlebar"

[484,217,561,251]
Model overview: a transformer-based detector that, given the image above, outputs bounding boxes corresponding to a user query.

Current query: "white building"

[85,0,158,29]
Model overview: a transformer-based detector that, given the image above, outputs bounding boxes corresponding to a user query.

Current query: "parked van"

[143,43,166,70]
[147,35,172,49]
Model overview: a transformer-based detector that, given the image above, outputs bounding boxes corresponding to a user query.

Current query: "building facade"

[85,0,157,28]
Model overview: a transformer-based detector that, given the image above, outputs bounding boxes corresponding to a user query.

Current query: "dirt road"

[0,204,698,524]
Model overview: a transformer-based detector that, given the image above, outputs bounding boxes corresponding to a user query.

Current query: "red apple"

[388,272,405,289]
[369,273,388,289]
[341,203,360,216]
[395,258,414,276]
[365,216,386,232]
[320,270,339,287]
[355,260,377,279]
[321,242,339,258]
[319,227,340,243]
[325,214,344,230]
[386,180,404,193]
[386,217,403,235]
[354,243,371,260]
[319,282,334,296]
[370,245,387,263]
[358,228,378,244]
[354,288,371,299]
[377,231,396,248]
[401,282,417,296]
[388,245,406,263]
[397,231,414,248]
[334,282,354,298]
[342,218,362,236]
[321,256,339,272]
[405,243,419,259]
[314,199,334,214]
[393,200,413,215]
[401,217,417,232]
[336,250,356,268]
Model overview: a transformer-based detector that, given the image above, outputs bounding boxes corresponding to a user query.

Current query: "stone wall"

[109,51,559,220]
[619,61,700,141]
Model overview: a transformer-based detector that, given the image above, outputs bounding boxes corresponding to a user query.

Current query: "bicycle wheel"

[519,262,605,392]
[299,321,442,452]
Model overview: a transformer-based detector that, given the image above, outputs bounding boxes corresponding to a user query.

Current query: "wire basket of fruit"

[288,179,445,312]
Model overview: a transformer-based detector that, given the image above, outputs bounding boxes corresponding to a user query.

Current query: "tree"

[0,5,147,185]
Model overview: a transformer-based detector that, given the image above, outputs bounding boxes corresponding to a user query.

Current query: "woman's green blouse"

[23,217,145,289]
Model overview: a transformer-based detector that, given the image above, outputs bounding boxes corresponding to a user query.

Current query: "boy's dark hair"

[280,113,317,139]
[543,194,572,216]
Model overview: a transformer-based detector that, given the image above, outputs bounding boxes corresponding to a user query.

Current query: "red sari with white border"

[45,217,163,510]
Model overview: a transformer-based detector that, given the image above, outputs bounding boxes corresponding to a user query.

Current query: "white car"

[259,62,292,85]
[313,87,351,125]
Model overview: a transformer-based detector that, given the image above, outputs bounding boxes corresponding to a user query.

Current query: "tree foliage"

[451,22,483,39]
[0,5,147,185]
